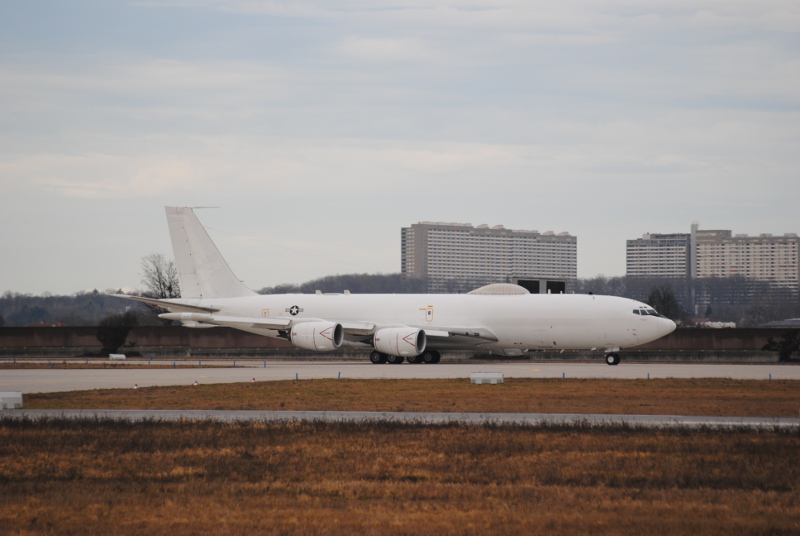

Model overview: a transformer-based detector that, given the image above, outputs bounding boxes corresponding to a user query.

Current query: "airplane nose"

[662,318,677,335]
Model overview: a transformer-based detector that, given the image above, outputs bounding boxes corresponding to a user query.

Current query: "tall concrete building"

[626,233,691,278]
[626,224,799,292]
[401,222,577,292]
[694,227,800,291]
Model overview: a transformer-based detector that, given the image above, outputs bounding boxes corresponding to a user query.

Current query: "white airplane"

[113,207,676,365]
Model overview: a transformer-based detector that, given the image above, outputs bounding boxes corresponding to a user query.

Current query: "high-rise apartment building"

[626,224,799,292]
[401,222,577,292]
[694,228,799,290]
[626,233,691,278]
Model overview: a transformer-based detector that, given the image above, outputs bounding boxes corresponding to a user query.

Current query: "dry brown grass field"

[23,378,800,417]
[0,418,798,535]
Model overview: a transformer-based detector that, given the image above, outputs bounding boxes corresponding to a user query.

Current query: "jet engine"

[373,327,426,356]
[290,321,344,351]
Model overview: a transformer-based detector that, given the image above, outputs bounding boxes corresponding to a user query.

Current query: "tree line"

[1,254,798,327]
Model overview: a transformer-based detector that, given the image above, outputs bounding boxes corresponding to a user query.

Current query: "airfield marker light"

[562,372,565,379]
[86,358,89,364]
[50,362,54,369]
[233,361,236,367]
[194,380,199,386]
[338,371,341,379]
[648,373,650,380]
[296,373,298,381]
[173,362,176,369]
[134,384,138,390]
[769,373,772,380]
[199,360,202,366]
[252,378,256,383]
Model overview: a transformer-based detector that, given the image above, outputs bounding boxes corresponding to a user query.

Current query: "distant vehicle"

[113,207,675,365]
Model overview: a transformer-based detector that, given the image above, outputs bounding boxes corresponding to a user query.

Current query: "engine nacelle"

[290,321,343,351]
[373,327,427,357]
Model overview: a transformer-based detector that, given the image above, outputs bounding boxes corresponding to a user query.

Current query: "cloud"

[2,0,799,293]
[9,153,204,199]
[335,35,446,62]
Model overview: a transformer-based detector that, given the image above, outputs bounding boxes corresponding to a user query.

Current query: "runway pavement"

[1,360,798,394]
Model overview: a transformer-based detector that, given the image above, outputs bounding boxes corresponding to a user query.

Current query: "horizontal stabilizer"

[109,294,218,313]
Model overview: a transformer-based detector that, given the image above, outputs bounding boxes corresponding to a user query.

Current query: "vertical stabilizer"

[165,207,257,299]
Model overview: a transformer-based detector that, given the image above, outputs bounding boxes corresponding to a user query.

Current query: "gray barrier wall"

[0,326,796,360]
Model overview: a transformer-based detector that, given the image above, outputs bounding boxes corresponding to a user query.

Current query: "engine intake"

[373,327,426,356]
[290,321,344,351]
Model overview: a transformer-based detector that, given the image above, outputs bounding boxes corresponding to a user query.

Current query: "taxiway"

[1,360,797,394]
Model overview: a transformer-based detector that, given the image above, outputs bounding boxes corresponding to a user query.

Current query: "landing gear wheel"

[422,350,441,364]
[370,351,388,364]
[407,354,422,364]
[387,354,405,364]
[605,353,621,366]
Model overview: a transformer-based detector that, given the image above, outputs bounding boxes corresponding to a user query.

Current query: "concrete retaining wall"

[631,328,779,352]
[1,326,796,361]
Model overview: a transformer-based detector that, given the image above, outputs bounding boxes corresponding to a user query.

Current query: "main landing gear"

[604,353,621,366]
[370,350,441,364]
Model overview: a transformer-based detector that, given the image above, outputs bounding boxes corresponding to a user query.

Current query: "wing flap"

[430,327,499,342]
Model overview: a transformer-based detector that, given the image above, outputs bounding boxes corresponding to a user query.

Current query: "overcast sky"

[1,1,798,295]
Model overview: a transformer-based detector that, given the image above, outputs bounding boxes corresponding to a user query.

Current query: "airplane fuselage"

[162,292,675,353]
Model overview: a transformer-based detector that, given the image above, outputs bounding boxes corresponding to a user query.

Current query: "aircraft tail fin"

[165,207,257,299]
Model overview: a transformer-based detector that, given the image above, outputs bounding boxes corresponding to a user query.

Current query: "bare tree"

[138,254,180,326]
[140,253,180,299]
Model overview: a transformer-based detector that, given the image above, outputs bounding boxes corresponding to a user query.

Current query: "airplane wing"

[207,316,292,330]
[113,290,500,347]
[157,311,292,330]
[339,321,497,343]
[340,322,376,336]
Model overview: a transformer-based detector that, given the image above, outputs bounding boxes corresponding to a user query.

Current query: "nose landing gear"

[604,353,621,366]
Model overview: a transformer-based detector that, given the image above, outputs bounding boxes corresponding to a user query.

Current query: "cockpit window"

[634,307,663,317]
